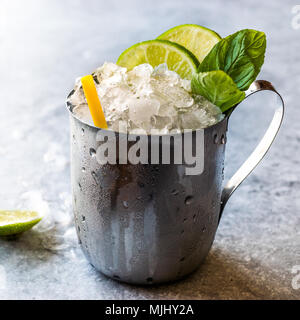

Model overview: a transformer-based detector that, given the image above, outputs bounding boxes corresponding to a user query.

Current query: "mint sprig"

[199,29,266,91]
[192,71,245,112]
[192,29,266,111]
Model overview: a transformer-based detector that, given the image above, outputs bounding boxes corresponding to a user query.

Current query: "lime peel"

[157,24,221,63]
[117,39,199,80]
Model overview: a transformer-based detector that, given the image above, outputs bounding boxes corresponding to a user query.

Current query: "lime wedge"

[157,24,221,63]
[0,210,42,236]
[117,39,199,79]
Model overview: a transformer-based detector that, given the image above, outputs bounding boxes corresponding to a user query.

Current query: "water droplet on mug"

[181,230,184,235]
[185,196,194,205]
[82,167,86,173]
[123,201,129,209]
[213,134,218,144]
[202,226,207,233]
[89,148,96,157]
[138,181,145,188]
[211,200,216,208]
[78,183,82,191]
[81,128,85,136]
[136,196,142,200]
[82,216,86,222]
[171,189,179,196]
[91,171,99,185]
[180,257,185,262]
[193,214,196,222]
[221,134,226,144]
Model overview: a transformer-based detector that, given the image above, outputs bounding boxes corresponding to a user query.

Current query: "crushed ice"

[19,190,76,252]
[70,62,224,133]
[43,142,68,171]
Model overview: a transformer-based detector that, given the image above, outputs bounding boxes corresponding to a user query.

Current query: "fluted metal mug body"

[67,80,284,285]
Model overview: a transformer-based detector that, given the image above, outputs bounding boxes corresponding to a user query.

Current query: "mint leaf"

[198,29,266,91]
[191,70,245,112]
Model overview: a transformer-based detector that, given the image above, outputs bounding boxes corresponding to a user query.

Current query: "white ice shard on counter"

[70,62,224,134]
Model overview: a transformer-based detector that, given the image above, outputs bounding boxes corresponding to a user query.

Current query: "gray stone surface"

[0,0,299,299]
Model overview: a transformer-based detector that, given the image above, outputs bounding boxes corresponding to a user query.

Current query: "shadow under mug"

[66,80,284,285]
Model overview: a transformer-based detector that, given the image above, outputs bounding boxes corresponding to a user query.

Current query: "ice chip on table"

[69,62,224,133]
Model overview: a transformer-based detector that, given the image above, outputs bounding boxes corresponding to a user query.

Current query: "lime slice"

[157,24,221,63]
[117,39,199,79]
[0,210,42,236]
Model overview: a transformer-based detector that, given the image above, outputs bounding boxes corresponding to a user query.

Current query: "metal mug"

[66,80,284,285]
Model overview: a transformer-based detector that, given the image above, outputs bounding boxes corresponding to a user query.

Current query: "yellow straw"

[81,75,108,129]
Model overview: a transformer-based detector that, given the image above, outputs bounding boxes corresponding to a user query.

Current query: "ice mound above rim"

[69,62,224,134]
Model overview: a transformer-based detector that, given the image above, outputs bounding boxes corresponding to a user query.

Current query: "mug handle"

[219,80,285,221]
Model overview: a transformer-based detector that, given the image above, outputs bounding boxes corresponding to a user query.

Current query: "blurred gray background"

[0,0,299,299]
